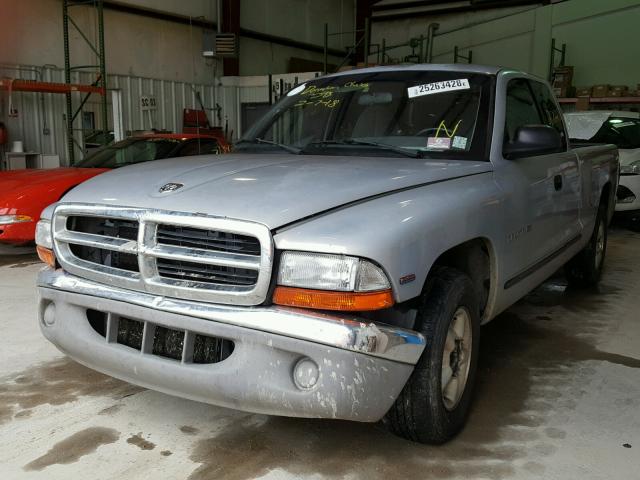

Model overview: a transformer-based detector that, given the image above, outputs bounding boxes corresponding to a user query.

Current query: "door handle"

[554,174,563,191]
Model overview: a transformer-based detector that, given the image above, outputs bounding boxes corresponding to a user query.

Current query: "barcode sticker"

[408,79,470,98]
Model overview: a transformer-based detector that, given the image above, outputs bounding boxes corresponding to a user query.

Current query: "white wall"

[0,0,218,84]
[119,0,217,19]
[239,0,355,75]
[0,0,355,79]
[370,0,640,86]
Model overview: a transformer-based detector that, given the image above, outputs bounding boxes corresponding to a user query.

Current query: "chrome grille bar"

[52,203,274,306]
[56,230,138,254]
[143,243,261,270]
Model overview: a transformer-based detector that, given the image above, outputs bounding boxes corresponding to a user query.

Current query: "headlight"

[0,214,32,225]
[277,251,390,292]
[620,162,640,175]
[35,219,56,267]
[274,251,393,311]
[35,219,52,249]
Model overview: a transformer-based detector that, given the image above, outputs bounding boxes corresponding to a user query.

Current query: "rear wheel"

[384,267,480,444]
[565,202,608,287]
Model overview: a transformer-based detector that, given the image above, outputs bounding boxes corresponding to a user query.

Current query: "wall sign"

[140,95,157,111]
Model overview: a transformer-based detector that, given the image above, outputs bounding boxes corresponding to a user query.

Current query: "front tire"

[565,202,608,287]
[384,267,480,444]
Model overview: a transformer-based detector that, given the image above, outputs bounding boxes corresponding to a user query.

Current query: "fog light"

[293,357,319,390]
[43,302,56,326]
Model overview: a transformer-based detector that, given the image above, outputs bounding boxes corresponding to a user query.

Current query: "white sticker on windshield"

[452,136,468,149]
[407,79,470,98]
[427,137,451,150]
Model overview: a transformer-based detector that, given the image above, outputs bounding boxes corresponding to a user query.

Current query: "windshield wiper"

[236,138,302,154]
[304,139,423,158]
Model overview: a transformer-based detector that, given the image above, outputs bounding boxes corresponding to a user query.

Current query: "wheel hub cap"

[442,307,472,411]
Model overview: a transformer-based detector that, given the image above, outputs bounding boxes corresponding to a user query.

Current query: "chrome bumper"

[37,268,424,421]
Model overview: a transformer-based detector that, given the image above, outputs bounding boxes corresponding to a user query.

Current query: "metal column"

[62,0,107,165]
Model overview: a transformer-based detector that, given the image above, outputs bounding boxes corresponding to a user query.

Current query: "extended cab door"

[496,78,581,288]
[528,80,582,245]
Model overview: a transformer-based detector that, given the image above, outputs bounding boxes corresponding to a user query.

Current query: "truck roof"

[327,63,503,78]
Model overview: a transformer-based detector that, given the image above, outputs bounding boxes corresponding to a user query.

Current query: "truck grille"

[157,225,261,255]
[53,205,273,305]
[156,258,259,286]
[87,309,234,364]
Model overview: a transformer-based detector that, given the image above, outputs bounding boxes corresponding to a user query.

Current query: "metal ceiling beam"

[371,0,550,21]
[372,0,549,10]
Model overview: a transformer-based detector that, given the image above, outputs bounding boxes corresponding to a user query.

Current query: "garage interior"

[1,0,640,479]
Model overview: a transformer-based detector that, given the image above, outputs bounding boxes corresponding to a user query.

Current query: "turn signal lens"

[273,286,394,311]
[37,246,56,268]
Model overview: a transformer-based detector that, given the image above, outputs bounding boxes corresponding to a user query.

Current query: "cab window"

[504,79,543,145]
[529,81,567,149]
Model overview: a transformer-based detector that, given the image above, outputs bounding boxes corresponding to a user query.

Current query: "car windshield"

[236,70,493,159]
[75,138,180,168]
[589,117,640,149]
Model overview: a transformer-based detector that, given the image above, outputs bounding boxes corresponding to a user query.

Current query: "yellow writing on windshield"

[435,120,462,138]
[294,82,370,109]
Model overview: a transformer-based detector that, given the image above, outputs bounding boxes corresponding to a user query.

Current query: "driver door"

[498,78,580,287]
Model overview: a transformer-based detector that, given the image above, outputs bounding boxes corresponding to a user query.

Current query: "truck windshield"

[237,70,493,160]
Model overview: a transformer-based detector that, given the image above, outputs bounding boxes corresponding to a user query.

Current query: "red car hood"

[0,168,108,193]
[0,168,109,213]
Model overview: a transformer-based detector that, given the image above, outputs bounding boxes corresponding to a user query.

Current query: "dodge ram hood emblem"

[159,182,184,193]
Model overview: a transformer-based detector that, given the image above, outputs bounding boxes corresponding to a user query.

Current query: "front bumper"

[37,268,425,422]
[0,220,35,245]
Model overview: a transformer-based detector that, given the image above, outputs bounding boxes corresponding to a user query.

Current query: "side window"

[176,140,221,156]
[504,79,543,145]
[529,81,567,149]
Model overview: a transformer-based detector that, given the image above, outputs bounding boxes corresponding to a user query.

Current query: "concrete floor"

[1,230,639,480]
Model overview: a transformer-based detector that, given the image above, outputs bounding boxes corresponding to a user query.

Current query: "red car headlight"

[0,214,33,225]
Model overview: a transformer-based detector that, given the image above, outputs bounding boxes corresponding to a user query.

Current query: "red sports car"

[0,133,227,245]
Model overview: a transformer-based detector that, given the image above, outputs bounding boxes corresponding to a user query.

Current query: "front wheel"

[384,267,480,444]
[565,202,608,287]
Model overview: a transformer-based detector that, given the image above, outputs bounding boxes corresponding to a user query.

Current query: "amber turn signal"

[273,286,394,311]
[37,246,56,268]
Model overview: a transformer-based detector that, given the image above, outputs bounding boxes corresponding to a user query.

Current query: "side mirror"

[504,125,563,159]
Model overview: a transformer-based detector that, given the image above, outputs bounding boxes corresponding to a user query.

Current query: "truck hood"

[63,154,493,229]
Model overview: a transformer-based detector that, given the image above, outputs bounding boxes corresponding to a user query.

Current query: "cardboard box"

[576,97,590,111]
[576,87,592,97]
[552,66,574,88]
[553,86,575,98]
[591,84,610,98]
[609,85,629,97]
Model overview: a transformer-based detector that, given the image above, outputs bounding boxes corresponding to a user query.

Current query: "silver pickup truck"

[35,64,618,444]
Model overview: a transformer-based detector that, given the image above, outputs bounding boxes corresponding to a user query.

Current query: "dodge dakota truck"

[35,64,618,444]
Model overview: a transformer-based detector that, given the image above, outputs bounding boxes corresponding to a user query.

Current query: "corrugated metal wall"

[0,64,218,165]
[1,65,322,166]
